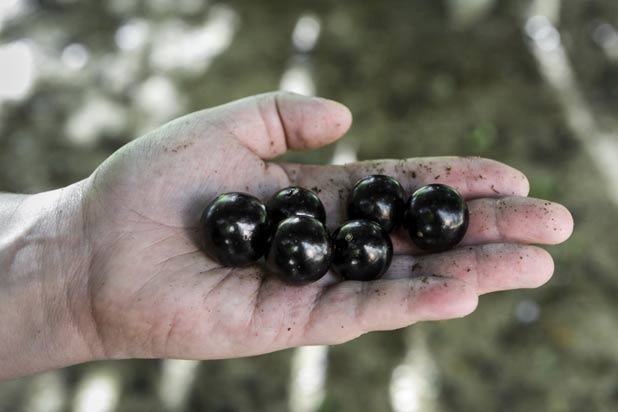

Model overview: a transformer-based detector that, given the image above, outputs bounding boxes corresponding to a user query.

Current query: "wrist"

[0,181,97,380]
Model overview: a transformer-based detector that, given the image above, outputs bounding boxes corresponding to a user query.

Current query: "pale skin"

[0,92,574,381]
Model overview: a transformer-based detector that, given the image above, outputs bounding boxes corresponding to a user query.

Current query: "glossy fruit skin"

[266,216,333,285]
[347,175,405,233]
[201,193,271,266]
[404,184,469,253]
[267,187,326,228]
[331,220,393,281]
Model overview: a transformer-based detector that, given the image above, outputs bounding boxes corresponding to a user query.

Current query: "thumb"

[209,91,353,159]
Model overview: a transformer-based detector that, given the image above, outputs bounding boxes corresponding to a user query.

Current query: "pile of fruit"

[201,175,469,285]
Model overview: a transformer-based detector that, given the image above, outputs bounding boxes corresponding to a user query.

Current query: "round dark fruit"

[404,184,469,253]
[331,220,393,281]
[201,192,271,266]
[347,175,405,233]
[267,186,326,227]
[265,216,333,285]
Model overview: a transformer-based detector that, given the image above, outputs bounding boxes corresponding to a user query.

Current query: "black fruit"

[265,216,333,285]
[331,220,393,281]
[201,193,271,266]
[267,187,326,227]
[347,175,405,233]
[404,184,469,252]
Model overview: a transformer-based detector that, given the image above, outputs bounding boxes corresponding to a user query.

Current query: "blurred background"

[1,0,618,411]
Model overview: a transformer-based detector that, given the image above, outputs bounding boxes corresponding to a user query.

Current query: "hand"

[68,92,573,363]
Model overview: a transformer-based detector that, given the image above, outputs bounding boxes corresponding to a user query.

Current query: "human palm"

[79,92,573,361]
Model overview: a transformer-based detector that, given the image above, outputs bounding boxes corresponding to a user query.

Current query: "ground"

[1,1,618,411]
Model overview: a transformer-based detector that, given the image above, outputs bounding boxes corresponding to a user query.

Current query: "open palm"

[79,92,573,361]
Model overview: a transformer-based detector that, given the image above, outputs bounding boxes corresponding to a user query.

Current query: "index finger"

[280,157,530,229]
